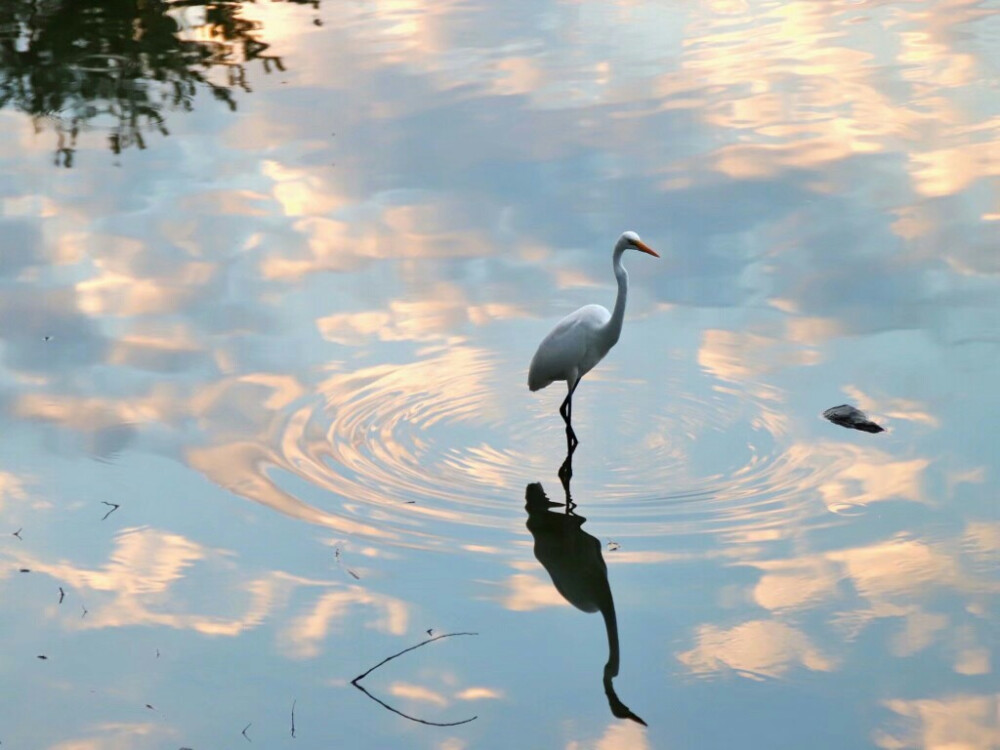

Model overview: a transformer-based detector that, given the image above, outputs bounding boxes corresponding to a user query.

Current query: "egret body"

[527,231,658,446]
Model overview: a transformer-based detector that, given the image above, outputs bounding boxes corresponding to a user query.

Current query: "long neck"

[601,600,621,678]
[601,596,646,725]
[606,248,629,344]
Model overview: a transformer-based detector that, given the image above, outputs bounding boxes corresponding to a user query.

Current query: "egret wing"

[528,305,610,391]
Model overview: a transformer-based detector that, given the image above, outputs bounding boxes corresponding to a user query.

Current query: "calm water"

[1,0,998,747]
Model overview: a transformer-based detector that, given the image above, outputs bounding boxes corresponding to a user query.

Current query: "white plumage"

[528,304,612,392]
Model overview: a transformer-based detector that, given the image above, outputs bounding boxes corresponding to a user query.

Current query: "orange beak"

[634,239,660,258]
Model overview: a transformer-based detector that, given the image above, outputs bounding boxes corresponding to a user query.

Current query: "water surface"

[1,0,998,748]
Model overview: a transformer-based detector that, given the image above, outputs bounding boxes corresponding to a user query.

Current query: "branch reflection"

[524,448,646,727]
[0,0,299,165]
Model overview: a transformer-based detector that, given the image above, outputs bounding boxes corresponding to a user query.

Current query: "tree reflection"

[0,0,303,165]
[524,453,646,727]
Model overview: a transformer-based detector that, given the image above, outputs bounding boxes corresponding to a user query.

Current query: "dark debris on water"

[823,404,885,433]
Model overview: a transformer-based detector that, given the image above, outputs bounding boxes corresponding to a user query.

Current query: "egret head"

[616,231,659,258]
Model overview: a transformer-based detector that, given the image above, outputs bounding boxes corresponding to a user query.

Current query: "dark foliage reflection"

[0,0,305,165]
[524,451,646,727]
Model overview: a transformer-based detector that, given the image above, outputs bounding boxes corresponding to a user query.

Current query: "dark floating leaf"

[823,404,885,433]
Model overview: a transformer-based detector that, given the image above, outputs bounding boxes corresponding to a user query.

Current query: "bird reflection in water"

[524,450,646,726]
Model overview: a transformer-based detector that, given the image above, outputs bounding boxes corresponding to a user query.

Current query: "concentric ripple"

[186,343,879,554]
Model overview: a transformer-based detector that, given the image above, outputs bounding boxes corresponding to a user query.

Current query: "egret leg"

[559,381,579,455]
[558,448,573,485]
[558,451,576,513]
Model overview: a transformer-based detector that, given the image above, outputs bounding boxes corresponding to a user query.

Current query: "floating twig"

[351,632,479,727]
[334,545,361,580]
[100,502,120,521]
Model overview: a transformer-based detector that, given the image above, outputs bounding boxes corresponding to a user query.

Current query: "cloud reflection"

[678,620,836,679]
[875,694,1000,750]
[48,722,176,750]
[280,585,409,658]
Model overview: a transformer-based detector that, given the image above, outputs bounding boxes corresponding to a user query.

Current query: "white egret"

[528,231,659,446]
